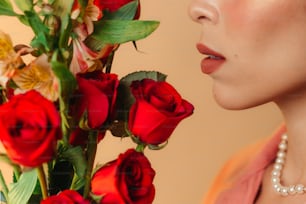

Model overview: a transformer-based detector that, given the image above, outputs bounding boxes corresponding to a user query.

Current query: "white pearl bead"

[281,187,289,196]
[289,185,296,195]
[276,186,282,193]
[296,184,304,194]
[272,170,280,177]
[278,142,287,150]
[275,158,284,164]
[271,133,306,197]
[272,177,280,183]
[282,134,288,140]
[277,151,286,158]
[274,163,282,170]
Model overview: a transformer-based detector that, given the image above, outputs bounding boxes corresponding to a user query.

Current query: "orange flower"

[12,54,59,101]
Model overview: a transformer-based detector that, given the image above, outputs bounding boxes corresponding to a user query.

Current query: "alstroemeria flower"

[72,0,101,39]
[0,30,25,86]
[69,36,116,75]
[70,37,101,75]
[12,54,60,101]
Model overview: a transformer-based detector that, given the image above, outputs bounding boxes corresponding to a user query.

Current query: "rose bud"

[128,79,194,145]
[91,149,155,204]
[0,90,61,167]
[74,71,119,129]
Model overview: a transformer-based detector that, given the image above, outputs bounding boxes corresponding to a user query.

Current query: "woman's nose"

[188,0,219,24]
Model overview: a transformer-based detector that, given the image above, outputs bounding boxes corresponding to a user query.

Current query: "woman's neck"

[275,88,306,184]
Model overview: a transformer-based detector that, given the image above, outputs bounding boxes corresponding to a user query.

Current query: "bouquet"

[0,0,194,203]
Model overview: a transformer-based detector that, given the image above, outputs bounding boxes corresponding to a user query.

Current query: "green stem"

[105,51,115,73]
[70,172,80,191]
[0,170,8,202]
[59,98,69,145]
[83,131,98,198]
[37,166,48,200]
[136,143,146,153]
[12,164,22,181]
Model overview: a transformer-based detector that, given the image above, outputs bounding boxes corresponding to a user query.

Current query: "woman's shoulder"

[202,124,285,204]
[202,137,271,204]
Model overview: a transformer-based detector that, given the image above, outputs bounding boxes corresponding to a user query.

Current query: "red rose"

[91,149,155,204]
[93,0,141,19]
[72,0,140,20]
[75,71,119,129]
[128,79,194,145]
[41,190,90,204]
[0,90,61,167]
[69,128,105,147]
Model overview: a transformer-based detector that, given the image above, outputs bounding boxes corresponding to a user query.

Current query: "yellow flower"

[12,54,59,101]
[0,30,25,86]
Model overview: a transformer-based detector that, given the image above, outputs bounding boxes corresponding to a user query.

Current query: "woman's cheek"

[221,0,292,35]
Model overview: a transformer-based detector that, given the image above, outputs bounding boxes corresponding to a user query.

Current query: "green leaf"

[25,11,50,51]
[77,0,88,8]
[17,15,30,26]
[51,60,77,141]
[14,0,33,12]
[89,20,159,45]
[51,60,77,98]
[52,0,74,17]
[30,32,49,52]
[50,0,74,51]
[122,70,167,82]
[0,191,6,202]
[62,146,86,178]
[0,153,13,165]
[62,146,87,190]
[8,169,38,204]
[102,0,138,20]
[24,11,49,36]
[0,0,17,16]
[51,0,74,44]
[148,141,168,150]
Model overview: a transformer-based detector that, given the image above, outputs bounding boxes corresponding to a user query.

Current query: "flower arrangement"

[0,0,194,203]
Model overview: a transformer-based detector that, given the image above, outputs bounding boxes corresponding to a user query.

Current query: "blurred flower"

[0,1,192,203]
[0,90,61,167]
[12,54,60,101]
[71,0,101,39]
[91,149,155,204]
[69,128,105,147]
[41,190,90,204]
[0,30,25,86]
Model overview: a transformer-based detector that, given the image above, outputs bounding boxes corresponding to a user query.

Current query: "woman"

[189,1,306,204]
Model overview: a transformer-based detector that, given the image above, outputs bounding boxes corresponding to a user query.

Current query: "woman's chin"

[213,91,263,111]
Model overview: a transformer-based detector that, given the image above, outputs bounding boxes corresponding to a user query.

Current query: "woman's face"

[189,0,306,110]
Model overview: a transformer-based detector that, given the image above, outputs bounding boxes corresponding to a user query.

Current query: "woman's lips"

[196,43,226,74]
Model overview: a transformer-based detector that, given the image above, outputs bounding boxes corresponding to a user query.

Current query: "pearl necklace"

[272,133,306,196]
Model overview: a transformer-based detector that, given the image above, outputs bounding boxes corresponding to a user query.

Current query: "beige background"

[0,1,283,204]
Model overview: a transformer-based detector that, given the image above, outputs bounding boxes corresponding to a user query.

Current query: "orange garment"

[203,124,286,204]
